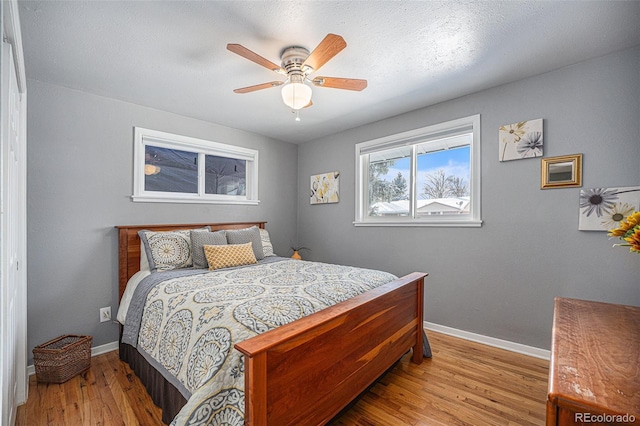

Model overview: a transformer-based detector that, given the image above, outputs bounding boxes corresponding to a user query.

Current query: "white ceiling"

[18,1,640,144]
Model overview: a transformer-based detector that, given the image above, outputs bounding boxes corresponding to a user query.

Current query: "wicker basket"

[33,334,92,383]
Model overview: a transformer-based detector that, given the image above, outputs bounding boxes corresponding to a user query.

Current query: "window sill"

[353,219,483,228]
[131,195,260,205]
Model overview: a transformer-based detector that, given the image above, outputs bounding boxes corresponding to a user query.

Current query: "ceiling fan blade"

[302,34,347,72]
[233,81,284,94]
[312,77,367,91]
[227,44,283,73]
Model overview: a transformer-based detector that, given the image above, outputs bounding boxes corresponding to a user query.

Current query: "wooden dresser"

[547,297,640,425]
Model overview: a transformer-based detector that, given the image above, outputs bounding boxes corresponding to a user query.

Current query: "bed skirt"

[119,342,187,425]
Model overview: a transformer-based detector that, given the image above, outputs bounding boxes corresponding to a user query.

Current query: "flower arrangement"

[608,211,640,253]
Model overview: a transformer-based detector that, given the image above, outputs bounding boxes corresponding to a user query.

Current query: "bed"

[116,221,427,425]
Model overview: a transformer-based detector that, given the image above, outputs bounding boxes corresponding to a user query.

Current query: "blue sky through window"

[382,146,470,198]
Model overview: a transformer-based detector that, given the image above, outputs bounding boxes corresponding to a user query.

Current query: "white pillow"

[260,228,276,257]
[140,244,150,272]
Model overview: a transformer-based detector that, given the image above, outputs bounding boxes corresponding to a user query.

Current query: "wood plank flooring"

[16,331,549,425]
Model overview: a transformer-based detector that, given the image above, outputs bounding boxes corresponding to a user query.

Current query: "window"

[355,114,481,227]
[133,127,259,204]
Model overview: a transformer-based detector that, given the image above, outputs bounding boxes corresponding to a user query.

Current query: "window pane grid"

[367,139,472,218]
[204,155,247,196]
[367,151,412,217]
[133,127,259,205]
[144,146,198,194]
[355,115,480,226]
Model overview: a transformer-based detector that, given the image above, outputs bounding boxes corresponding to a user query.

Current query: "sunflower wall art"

[499,118,543,162]
[578,186,640,231]
[310,171,340,204]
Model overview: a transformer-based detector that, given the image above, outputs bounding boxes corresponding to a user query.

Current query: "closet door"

[1,40,24,426]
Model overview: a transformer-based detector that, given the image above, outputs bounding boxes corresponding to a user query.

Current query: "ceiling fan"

[227,34,367,113]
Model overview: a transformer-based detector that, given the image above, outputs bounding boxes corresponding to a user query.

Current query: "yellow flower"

[608,211,640,237]
[623,226,640,253]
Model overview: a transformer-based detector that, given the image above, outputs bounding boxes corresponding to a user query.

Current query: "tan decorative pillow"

[204,242,257,270]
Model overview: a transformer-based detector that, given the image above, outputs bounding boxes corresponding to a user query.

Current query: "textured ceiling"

[18,1,640,144]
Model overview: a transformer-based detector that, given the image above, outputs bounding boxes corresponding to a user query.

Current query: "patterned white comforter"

[124,257,397,425]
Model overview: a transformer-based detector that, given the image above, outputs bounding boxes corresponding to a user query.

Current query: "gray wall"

[26,45,639,362]
[297,45,640,350]
[26,80,298,362]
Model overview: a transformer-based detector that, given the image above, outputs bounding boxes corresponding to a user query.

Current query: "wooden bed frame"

[117,221,427,425]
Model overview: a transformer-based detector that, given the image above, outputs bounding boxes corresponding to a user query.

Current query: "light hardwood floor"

[16,331,549,425]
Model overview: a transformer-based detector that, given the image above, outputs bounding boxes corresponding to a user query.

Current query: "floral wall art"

[499,118,543,162]
[578,186,640,231]
[310,171,340,204]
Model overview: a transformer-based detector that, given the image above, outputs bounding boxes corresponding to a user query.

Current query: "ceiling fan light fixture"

[228,34,365,113]
[281,81,312,110]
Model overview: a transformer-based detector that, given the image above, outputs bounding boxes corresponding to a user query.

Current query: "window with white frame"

[355,114,481,227]
[132,127,259,205]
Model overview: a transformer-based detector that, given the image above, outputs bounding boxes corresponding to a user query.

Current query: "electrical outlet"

[100,306,111,323]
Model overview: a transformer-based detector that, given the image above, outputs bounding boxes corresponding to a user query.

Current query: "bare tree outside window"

[447,176,469,197]
[422,169,469,199]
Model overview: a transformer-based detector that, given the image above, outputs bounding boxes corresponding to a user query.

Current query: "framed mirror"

[541,154,582,189]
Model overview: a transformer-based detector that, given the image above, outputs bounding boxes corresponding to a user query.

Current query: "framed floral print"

[499,118,543,162]
[579,186,640,231]
[310,171,340,204]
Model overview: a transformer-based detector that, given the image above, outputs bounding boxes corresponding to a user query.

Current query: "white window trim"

[132,127,259,205]
[354,114,482,227]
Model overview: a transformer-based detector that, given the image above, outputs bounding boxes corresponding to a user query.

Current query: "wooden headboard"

[116,222,266,300]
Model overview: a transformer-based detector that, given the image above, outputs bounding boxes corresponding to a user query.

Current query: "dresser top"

[548,297,640,416]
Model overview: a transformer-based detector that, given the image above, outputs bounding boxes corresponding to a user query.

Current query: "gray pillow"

[190,230,227,269]
[225,226,264,260]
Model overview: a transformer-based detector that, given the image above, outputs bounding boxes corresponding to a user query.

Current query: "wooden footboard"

[235,272,427,426]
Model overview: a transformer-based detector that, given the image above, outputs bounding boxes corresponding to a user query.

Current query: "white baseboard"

[26,325,549,377]
[425,321,550,360]
[27,340,119,376]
